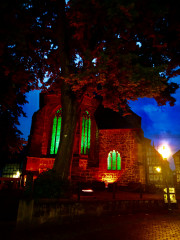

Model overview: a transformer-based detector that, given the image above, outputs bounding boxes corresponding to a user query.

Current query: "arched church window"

[81,111,91,154]
[107,150,121,170]
[50,109,62,154]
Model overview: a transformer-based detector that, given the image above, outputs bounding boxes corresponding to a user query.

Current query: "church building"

[26,92,147,186]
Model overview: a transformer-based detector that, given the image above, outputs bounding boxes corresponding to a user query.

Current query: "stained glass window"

[107,150,121,170]
[50,109,62,154]
[81,111,91,154]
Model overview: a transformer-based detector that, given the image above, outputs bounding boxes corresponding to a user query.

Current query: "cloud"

[143,104,164,113]
[129,81,180,169]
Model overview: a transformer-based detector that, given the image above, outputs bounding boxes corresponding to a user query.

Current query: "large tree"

[1,0,179,179]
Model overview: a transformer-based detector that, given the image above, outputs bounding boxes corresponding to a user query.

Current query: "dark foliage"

[0,1,35,166]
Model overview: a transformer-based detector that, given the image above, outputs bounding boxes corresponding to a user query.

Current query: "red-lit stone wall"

[26,156,55,173]
[27,93,99,176]
[97,129,141,185]
[28,93,61,157]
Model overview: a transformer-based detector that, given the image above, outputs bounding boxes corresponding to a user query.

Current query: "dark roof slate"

[94,105,142,130]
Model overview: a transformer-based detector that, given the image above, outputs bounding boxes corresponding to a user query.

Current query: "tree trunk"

[53,83,80,180]
[52,0,81,180]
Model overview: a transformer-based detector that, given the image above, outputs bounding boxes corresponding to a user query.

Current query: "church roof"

[94,105,142,130]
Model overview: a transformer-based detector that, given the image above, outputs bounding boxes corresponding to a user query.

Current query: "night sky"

[19,76,180,169]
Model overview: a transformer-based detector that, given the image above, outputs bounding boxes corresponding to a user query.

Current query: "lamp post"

[158,144,171,210]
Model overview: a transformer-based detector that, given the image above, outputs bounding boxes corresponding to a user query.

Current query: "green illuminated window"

[81,111,91,154]
[107,150,121,170]
[50,109,62,154]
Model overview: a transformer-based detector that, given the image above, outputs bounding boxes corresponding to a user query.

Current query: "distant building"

[143,139,164,188]
[1,163,22,178]
[173,150,180,188]
[0,163,23,190]
[0,144,27,190]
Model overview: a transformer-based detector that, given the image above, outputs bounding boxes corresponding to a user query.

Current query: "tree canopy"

[0,1,32,166]
[16,0,179,107]
[1,0,179,177]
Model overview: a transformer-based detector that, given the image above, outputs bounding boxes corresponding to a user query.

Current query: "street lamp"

[158,145,171,160]
[158,144,171,209]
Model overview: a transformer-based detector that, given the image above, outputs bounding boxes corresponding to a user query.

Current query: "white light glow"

[155,167,161,173]
[158,144,171,159]
[82,189,93,193]
[13,171,20,178]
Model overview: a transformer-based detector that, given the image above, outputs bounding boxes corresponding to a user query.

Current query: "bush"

[33,170,70,199]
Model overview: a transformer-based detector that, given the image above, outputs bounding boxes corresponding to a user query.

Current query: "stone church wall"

[26,93,145,186]
[96,129,142,186]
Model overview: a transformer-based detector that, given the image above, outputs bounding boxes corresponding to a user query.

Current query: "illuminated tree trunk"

[53,83,80,180]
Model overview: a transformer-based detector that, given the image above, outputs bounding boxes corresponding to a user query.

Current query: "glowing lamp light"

[158,144,171,159]
[103,179,116,183]
[82,189,93,193]
[101,173,118,183]
[13,171,21,178]
[155,167,161,173]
